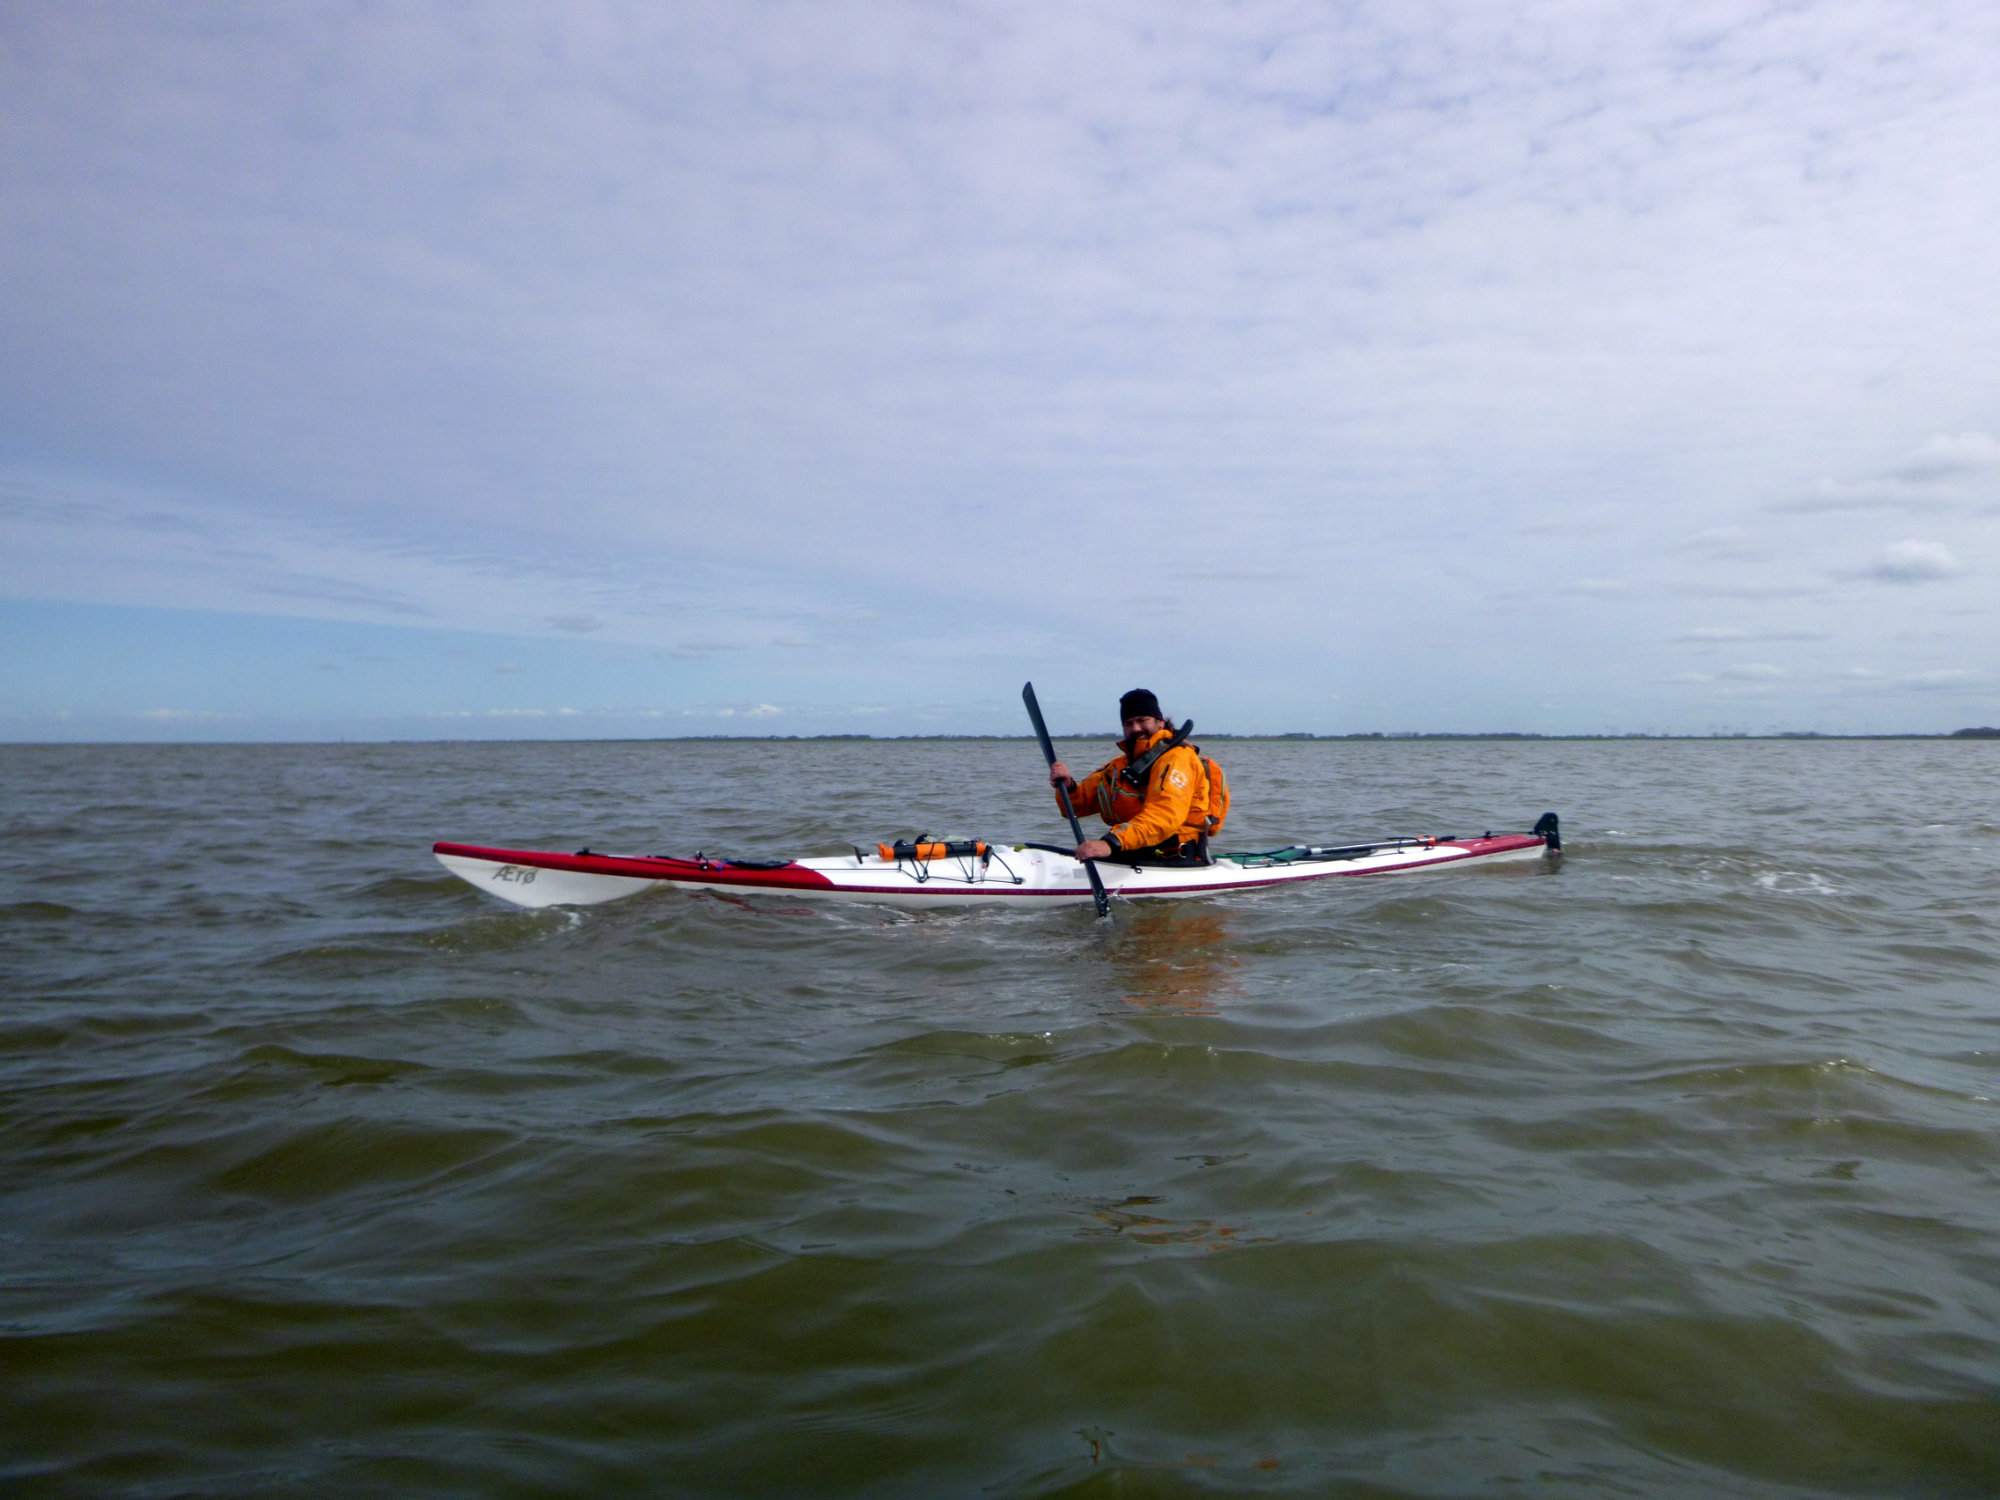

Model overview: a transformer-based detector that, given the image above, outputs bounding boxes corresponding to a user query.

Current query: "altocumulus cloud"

[1775,433,2000,514]
[1892,433,2000,486]
[1857,541,1967,584]
[669,639,747,661]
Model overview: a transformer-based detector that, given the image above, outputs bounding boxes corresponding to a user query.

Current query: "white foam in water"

[1754,870,1841,896]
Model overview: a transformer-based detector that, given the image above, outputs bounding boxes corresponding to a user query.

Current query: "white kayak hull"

[434,823,1560,911]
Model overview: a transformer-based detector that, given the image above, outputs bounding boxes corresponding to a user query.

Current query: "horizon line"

[6,729,1997,748]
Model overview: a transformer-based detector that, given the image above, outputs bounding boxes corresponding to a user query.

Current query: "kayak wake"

[433,814,1561,910]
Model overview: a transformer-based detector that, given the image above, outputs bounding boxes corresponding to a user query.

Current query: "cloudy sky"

[3,0,1997,738]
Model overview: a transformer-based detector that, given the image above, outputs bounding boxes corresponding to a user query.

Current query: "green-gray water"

[3,738,1997,1497]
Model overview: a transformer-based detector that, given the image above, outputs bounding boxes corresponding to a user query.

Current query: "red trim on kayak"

[431,842,840,891]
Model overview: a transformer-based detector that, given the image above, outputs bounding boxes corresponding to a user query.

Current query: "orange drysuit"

[1056,728,1212,853]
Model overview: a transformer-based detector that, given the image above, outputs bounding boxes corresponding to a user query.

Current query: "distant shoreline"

[9,729,1997,747]
[607,730,2000,743]
[599,730,2000,742]
[743,728,2000,743]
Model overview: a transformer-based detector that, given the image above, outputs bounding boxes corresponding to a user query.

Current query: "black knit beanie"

[1118,688,1162,722]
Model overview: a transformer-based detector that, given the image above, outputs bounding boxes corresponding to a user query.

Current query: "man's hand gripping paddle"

[1022,682,1112,920]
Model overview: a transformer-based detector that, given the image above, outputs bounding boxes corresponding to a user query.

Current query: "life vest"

[1196,752,1230,835]
[1084,725,1230,843]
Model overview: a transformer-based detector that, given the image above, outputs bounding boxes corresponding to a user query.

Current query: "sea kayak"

[434,815,1560,910]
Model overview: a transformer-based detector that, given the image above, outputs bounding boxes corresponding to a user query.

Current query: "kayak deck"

[434,822,1559,910]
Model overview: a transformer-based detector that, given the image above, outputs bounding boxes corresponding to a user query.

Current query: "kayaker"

[1048,688,1217,866]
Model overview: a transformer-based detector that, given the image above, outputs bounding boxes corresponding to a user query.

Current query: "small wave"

[422,906,584,953]
[1075,1192,1271,1251]
[1754,870,1842,897]
[0,900,76,921]
[211,1116,514,1202]
[1340,1003,1628,1069]
[874,1030,1063,1064]
[391,992,533,1029]
[1878,939,1998,973]
[258,940,416,977]
[0,1021,74,1054]
[1355,894,1463,926]
[1645,1056,1878,1092]
[235,1043,431,1088]
[354,872,464,901]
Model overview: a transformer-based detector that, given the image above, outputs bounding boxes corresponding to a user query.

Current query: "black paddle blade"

[1021,681,1058,765]
[1021,681,1111,919]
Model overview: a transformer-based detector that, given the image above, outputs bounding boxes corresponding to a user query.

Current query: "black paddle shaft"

[1021,682,1111,919]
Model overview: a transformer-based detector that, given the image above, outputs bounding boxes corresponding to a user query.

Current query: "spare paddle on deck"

[1022,681,1111,920]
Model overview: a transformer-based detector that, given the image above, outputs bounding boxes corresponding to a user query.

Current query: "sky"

[3,0,1998,740]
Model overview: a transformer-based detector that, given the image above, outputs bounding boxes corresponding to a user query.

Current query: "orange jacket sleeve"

[1056,759,1117,825]
[1104,746,1201,850]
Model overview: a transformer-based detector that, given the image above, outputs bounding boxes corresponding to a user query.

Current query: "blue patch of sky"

[0,599,769,741]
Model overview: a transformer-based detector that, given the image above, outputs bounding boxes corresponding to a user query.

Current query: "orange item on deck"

[879,840,991,863]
